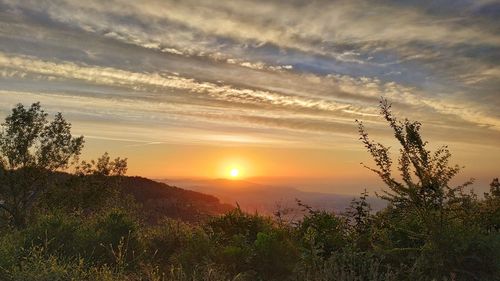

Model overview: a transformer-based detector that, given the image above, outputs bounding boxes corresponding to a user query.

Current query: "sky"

[0,0,499,194]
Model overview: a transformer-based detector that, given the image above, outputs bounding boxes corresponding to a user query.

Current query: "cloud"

[2,0,499,95]
[0,0,499,149]
[3,0,499,66]
[0,52,349,112]
[1,50,499,144]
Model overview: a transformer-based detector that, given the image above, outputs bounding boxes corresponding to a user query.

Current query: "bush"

[253,230,298,280]
[297,210,348,259]
[208,208,273,244]
[143,218,209,270]
[0,231,23,278]
[91,209,144,269]
[291,250,396,281]
[207,209,298,279]
[20,212,93,259]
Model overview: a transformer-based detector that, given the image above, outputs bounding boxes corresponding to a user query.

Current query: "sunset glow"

[0,0,498,194]
[0,2,498,278]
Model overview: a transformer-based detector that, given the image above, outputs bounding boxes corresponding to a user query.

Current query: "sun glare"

[230,168,239,178]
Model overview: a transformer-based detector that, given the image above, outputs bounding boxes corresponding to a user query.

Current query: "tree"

[487,178,500,198]
[356,99,472,222]
[41,152,129,214]
[482,178,500,232]
[42,152,129,212]
[75,152,127,176]
[356,99,484,279]
[0,102,84,228]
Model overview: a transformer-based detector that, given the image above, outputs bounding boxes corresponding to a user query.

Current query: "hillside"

[119,176,234,223]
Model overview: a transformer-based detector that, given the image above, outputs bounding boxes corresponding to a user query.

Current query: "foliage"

[0,103,84,228]
[344,189,373,250]
[296,202,347,259]
[356,99,471,213]
[482,178,500,232]
[76,152,128,177]
[0,101,499,281]
[291,250,397,281]
[356,99,500,280]
[0,102,84,171]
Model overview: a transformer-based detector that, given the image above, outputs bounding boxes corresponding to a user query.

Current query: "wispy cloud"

[0,0,499,150]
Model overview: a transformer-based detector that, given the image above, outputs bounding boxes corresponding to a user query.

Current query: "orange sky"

[82,137,500,195]
[0,1,499,195]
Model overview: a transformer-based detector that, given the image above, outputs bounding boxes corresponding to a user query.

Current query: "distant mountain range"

[116,177,386,223]
[158,178,386,217]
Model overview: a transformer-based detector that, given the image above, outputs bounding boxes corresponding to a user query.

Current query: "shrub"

[208,208,273,244]
[291,250,397,281]
[142,218,215,274]
[253,230,298,280]
[297,209,348,259]
[92,209,144,269]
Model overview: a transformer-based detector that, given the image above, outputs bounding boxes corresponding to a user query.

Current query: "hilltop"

[119,176,234,223]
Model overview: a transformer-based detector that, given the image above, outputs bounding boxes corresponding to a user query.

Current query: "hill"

[119,176,234,223]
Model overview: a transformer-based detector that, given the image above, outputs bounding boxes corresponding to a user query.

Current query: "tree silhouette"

[0,102,84,228]
[76,152,128,176]
[483,178,500,232]
[356,99,472,217]
[355,99,486,278]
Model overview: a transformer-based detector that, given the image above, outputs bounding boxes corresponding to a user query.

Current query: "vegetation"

[0,101,499,281]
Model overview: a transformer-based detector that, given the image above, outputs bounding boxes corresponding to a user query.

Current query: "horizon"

[1,0,499,195]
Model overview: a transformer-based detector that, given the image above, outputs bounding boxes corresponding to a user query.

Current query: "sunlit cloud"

[0,0,499,151]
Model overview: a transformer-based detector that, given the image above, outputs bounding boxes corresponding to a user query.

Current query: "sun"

[230,168,239,178]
